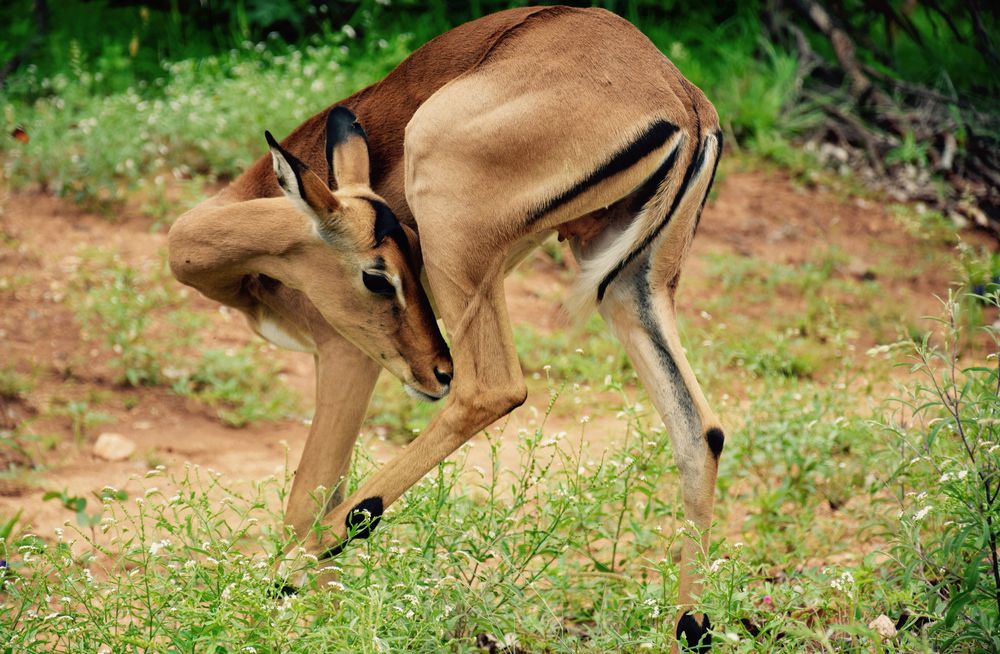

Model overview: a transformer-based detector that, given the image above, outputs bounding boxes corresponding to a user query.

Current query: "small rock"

[93,433,135,462]
[162,366,190,381]
[868,614,897,640]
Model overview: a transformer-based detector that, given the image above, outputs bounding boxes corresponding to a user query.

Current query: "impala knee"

[453,380,527,427]
[166,214,211,285]
[474,382,527,421]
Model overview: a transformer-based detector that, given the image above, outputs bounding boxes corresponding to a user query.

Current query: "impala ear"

[400,223,424,269]
[265,130,339,235]
[326,107,370,189]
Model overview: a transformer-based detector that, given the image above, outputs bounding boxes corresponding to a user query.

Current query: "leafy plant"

[2,30,410,209]
[65,248,298,427]
[68,248,178,386]
[0,366,32,400]
[0,379,932,653]
[49,398,111,444]
[959,244,1000,297]
[885,132,931,168]
[42,487,128,544]
[172,347,300,427]
[0,509,23,541]
[880,292,1000,651]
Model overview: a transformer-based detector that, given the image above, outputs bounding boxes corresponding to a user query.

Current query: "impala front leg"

[284,334,380,538]
[203,263,383,572]
[292,269,525,565]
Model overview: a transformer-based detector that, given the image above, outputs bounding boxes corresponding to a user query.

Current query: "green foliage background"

[2,0,993,211]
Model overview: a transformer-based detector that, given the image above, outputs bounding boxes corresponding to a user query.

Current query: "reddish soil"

[0,167,982,542]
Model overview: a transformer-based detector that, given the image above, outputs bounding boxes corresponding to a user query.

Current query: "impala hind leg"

[599,258,722,653]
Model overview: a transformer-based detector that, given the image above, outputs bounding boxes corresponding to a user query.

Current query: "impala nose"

[434,367,452,386]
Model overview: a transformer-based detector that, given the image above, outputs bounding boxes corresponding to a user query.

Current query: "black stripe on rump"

[629,137,682,214]
[693,129,724,234]
[524,120,678,226]
[597,134,709,302]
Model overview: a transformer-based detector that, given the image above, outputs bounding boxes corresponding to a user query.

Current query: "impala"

[168,6,724,650]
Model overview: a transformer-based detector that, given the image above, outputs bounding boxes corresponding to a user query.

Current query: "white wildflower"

[149,539,170,556]
[830,571,855,596]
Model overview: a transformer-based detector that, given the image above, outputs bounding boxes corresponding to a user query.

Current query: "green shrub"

[48,398,111,445]
[0,366,32,400]
[879,292,1000,651]
[2,35,411,209]
[0,385,916,653]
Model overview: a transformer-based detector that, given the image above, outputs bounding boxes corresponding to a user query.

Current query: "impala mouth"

[404,383,449,402]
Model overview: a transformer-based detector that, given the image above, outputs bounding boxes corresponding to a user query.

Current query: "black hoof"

[677,612,713,652]
[320,496,385,560]
[345,496,384,539]
[269,580,298,598]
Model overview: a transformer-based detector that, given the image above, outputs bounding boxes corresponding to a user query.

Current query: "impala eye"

[362,271,395,298]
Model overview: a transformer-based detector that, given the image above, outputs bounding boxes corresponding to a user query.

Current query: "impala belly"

[504,230,556,274]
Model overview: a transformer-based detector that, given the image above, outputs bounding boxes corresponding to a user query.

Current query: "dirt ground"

[0,165,980,541]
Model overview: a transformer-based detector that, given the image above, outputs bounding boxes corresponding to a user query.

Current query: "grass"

[170,346,299,429]
[3,241,998,650]
[366,311,634,439]
[0,366,32,400]
[48,398,111,446]
[1,33,412,211]
[2,331,989,652]
[0,396,888,651]
[65,247,299,427]
[68,248,180,387]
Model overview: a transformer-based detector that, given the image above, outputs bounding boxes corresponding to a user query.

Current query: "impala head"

[265,107,451,400]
